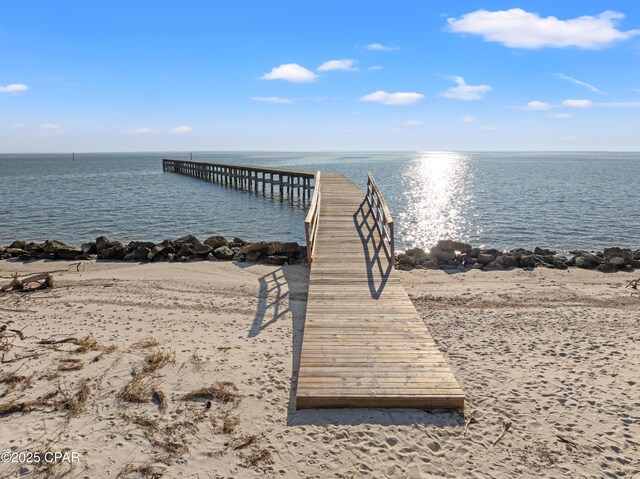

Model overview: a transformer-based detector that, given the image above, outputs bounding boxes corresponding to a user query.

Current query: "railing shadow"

[353,199,393,299]
[249,267,296,338]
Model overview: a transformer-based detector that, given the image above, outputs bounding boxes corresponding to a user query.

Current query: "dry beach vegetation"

[0,259,638,478]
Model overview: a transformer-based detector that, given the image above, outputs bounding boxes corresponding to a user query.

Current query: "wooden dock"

[162,159,315,200]
[163,159,464,409]
[298,173,464,409]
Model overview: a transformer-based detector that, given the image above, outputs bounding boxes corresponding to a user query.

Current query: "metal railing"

[304,172,321,263]
[366,172,395,261]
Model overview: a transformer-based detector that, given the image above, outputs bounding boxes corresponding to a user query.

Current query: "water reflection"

[398,151,476,249]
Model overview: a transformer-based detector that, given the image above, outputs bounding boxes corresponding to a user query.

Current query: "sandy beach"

[0,259,638,478]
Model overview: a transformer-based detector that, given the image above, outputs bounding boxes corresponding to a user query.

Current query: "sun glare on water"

[398,151,477,250]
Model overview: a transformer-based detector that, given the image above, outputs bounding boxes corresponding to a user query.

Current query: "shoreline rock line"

[1,236,306,266]
[1,237,638,272]
[396,240,640,273]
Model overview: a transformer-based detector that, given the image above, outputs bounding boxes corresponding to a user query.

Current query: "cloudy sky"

[1,1,640,152]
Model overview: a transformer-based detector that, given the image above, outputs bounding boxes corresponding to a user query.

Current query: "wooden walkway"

[297,173,465,408]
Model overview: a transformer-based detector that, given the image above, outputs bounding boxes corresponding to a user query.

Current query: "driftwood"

[463,411,477,436]
[626,277,639,290]
[0,272,53,293]
[492,420,512,446]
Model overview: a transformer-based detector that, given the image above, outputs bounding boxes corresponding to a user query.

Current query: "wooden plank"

[297,172,464,409]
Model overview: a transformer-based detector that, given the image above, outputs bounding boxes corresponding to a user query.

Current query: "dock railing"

[304,172,321,263]
[366,172,395,261]
[162,158,315,200]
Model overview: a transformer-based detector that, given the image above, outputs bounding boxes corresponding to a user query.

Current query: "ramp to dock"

[297,173,464,409]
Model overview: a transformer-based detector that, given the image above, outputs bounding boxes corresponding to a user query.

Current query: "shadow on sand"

[243,251,463,428]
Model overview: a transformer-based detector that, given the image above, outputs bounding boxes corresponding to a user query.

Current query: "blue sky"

[1,1,640,152]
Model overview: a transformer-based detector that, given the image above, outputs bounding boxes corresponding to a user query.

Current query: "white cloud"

[481,125,499,131]
[404,120,423,126]
[549,113,574,119]
[317,59,357,72]
[251,96,292,104]
[562,99,592,108]
[523,101,553,110]
[39,123,61,130]
[440,76,491,100]
[360,90,424,106]
[10,123,25,128]
[462,115,474,122]
[447,9,640,49]
[261,63,317,83]
[364,43,399,51]
[368,66,384,71]
[172,125,192,133]
[560,135,578,141]
[555,73,607,95]
[131,127,152,134]
[0,83,28,93]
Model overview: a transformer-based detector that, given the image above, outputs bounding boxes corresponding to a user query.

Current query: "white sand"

[0,259,638,478]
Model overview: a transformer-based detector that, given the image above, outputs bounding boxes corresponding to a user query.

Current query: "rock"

[482,248,501,258]
[476,253,495,265]
[634,250,640,260]
[266,241,300,255]
[574,257,593,269]
[24,242,43,252]
[128,241,155,250]
[10,240,27,249]
[240,242,268,255]
[191,244,213,255]
[496,255,518,268]
[96,236,117,253]
[264,255,287,265]
[436,240,472,253]
[575,252,601,268]
[18,253,31,261]
[396,253,416,266]
[55,247,82,260]
[405,247,430,262]
[41,239,72,253]
[6,248,28,257]
[230,237,249,247]
[472,262,483,270]
[608,257,627,268]
[603,247,633,261]
[534,247,556,256]
[175,235,201,246]
[124,246,151,262]
[147,245,162,260]
[429,247,456,263]
[81,242,97,254]
[245,251,262,261]
[519,255,536,268]
[100,244,128,260]
[467,248,481,258]
[553,259,568,270]
[176,243,193,256]
[204,236,228,249]
[483,261,503,271]
[213,246,234,260]
[596,262,618,273]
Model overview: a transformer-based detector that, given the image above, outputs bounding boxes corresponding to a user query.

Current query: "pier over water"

[163,159,465,409]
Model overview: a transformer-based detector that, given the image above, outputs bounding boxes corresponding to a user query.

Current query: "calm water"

[1,152,638,252]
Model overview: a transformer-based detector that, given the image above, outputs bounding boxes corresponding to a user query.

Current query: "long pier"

[164,159,464,409]
[162,159,315,200]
